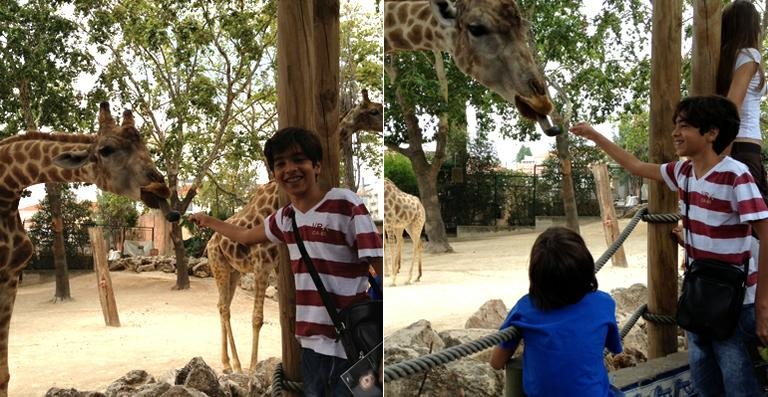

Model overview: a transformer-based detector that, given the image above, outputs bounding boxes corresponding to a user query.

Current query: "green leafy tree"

[383,151,418,196]
[28,187,94,260]
[78,0,278,289]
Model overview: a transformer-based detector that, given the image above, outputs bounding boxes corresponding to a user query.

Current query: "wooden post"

[691,0,721,96]
[647,0,682,359]
[88,227,120,327]
[314,0,340,190]
[277,1,315,393]
[590,164,627,267]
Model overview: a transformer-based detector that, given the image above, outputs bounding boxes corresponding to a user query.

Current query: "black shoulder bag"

[290,213,383,362]
[675,179,748,340]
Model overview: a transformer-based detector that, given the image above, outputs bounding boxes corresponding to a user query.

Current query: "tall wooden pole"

[647,0,682,359]
[691,0,721,96]
[314,0,340,190]
[590,164,627,267]
[277,2,315,393]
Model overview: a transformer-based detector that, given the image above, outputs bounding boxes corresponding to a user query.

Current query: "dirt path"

[384,218,666,335]
[9,271,282,397]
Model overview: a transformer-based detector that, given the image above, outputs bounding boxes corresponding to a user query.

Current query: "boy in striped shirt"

[571,95,768,396]
[190,127,383,396]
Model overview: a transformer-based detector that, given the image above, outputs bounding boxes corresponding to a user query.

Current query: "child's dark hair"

[672,95,740,155]
[263,127,323,171]
[528,227,597,311]
[716,0,765,96]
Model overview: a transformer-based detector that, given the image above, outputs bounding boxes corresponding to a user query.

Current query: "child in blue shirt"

[490,227,623,397]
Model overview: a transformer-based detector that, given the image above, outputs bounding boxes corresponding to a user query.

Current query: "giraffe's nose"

[529,78,547,96]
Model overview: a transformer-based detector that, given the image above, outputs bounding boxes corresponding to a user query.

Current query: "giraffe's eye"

[98,146,116,157]
[467,24,490,37]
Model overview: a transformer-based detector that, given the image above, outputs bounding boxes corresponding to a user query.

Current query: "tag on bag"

[341,342,383,397]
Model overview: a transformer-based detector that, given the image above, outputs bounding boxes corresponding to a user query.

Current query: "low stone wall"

[611,351,694,396]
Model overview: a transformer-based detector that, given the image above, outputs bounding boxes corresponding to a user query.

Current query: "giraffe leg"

[384,228,398,286]
[248,269,270,372]
[396,231,411,285]
[407,223,424,283]
[0,272,19,397]
[213,256,242,374]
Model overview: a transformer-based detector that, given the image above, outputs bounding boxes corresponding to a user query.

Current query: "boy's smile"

[671,118,716,158]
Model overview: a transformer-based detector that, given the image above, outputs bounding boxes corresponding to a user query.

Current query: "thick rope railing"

[383,325,521,382]
[270,207,683,391]
[271,363,303,397]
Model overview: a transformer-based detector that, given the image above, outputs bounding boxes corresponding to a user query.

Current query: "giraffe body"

[384,0,553,120]
[0,103,170,396]
[384,178,425,286]
[206,94,382,372]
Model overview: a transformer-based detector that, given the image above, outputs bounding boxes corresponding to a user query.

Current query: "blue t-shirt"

[499,291,622,397]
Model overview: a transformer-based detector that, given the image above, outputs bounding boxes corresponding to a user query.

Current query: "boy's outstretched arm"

[752,220,768,345]
[188,213,268,245]
[490,346,515,370]
[570,123,663,181]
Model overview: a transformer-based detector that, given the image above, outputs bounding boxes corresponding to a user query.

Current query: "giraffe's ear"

[52,150,90,169]
[429,0,457,28]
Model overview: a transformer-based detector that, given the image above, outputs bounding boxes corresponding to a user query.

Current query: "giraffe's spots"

[418,5,431,21]
[407,24,423,46]
[25,163,39,182]
[0,150,12,164]
[435,31,445,42]
[430,18,439,28]
[12,150,27,163]
[3,174,18,190]
[61,168,74,180]
[236,243,249,257]
[28,142,41,161]
[397,3,409,24]
[388,28,407,49]
[385,11,395,28]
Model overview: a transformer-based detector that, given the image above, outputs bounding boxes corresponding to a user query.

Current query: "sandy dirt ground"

[384,218,672,335]
[8,218,669,396]
[9,271,282,397]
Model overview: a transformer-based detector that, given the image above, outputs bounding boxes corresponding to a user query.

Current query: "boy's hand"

[569,122,599,140]
[188,212,212,228]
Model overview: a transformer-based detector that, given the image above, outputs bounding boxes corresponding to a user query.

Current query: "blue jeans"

[301,348,352,396]
[687,304,763,397]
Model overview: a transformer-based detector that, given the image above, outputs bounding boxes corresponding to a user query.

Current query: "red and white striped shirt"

[661,157,768,304]
[265,188,383,358]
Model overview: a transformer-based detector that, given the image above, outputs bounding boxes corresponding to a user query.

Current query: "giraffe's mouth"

[139,182,171,209]
[514,95,553,122]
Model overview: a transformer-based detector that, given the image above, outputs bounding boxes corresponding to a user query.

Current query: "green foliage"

[615,104,650,196]
[466,130,500,174]
[383,152,418,196]
[28,186,94,257]
[94,192,139,227]
[0,0,96,136]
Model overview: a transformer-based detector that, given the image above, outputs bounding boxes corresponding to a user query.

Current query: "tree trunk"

[170,221,190,290]
[554,131,580,232]
[47,182,71,302]
[412,162,453,253]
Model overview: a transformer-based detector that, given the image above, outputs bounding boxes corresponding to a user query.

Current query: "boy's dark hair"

[263,127,323,171]
[672,95,740,155]
[528,227,597,311]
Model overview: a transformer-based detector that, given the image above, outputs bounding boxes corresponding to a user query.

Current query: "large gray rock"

[158,386,209,397]
[45,388,105,397]
[175,357,230,397]
[384,319,445,352]
[133,382,172,397]
[104,370,157,397]
[464,299,508,329]
[248,357,281,397]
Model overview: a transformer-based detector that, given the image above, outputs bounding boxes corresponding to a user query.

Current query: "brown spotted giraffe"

[339,89,383,189]
[0,102,171,396]
[384,178,425,286]
[384,0,553,120]
[206,94,383,373]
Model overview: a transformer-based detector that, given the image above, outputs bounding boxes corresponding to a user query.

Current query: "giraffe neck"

[384,1,455,53]
[0,133,97,211]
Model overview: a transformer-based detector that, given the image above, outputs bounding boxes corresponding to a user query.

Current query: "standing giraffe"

[205,94,383,373]
[384,178,425,286]
[384,0,553,121]
[0,102,172,396]
[340,89,383,190]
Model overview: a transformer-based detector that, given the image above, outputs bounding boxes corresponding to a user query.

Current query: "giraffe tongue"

[157,199,181,223]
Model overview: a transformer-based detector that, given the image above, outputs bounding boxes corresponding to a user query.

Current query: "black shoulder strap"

[290,212,346,334]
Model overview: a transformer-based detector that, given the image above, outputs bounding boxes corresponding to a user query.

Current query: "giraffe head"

[386,0,553,120]
[351,89,384,132]
[434,0,552,119]
[51,102,171,209]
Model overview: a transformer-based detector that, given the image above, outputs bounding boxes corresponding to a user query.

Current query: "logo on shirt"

[311,222,328,237]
